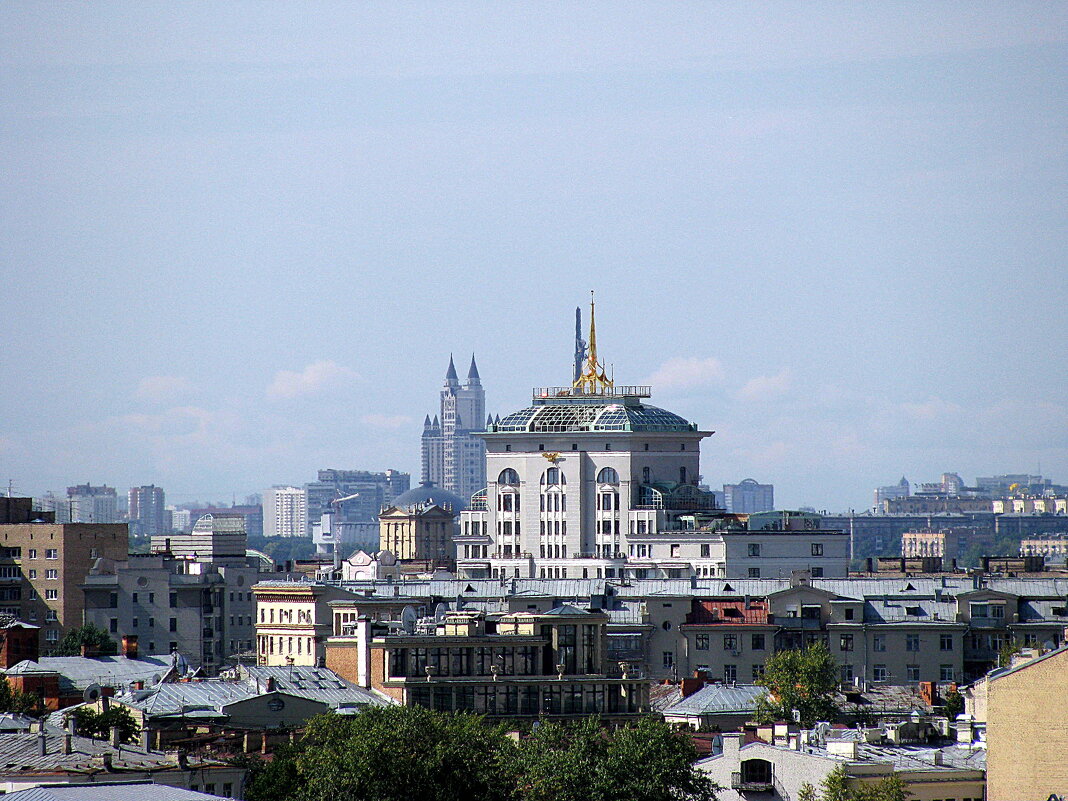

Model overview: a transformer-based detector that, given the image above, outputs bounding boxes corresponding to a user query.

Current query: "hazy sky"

[2,3,1066,512]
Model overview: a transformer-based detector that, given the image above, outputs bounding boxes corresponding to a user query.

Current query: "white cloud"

[360,413,413,429]
[737,369,792,401]
[900,397,963,421]
[267,360,358,399]
[136,375,193,402]
[645,356,725,391]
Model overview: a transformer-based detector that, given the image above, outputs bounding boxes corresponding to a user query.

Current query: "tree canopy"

[0,677,43,716]
[798,766,910,801]
[755,643,839,727]
[240,707,718,801]
[50,623,117,657]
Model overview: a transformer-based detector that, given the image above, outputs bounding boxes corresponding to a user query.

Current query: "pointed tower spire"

[466,353,481,386]
[444,354,459,388]
[572,291,613,394]
[423,414,432,428]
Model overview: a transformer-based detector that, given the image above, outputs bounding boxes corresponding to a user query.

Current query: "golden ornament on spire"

[572,291,614,394]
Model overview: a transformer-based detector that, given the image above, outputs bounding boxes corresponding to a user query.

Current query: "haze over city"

[2,4,1066,510]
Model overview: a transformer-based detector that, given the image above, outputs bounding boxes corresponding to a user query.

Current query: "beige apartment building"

[0,517,127,647]
[986,645,1068,801]
[253,580,353,666]
[901,529,958,569]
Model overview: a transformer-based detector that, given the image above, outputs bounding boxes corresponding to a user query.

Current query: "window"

[873,665,888,682]
[110,618,118,633]
[700,544,710,558]
[844,608,854,621]
[132,593,138,603]
[811,567,824,578]
[695,634,709,651]
[45,569,58,580]
[45,610,57,622]
[169,618,177,632]
[991,604,1005,618]
[541,467,563,485]
[662,651,674,669]
[45,629,59,642]
[46,549,58,559]
[840,664,854,682]
[596,467,619,484]
[28,549,37,559]
[752,664,764,681]
[45,589,58,600]
[940,665,955,681]
[907,665,920,682]
[906,634,920,652]
[751,633,765,651]
[747,543,761,557]
[748,568,761,578]
[723,634,738,651]
[840,634,853,652]
[28,569,36,579]
[724,664,737,682]
[498,468,520,485]
[132,617,138,628]
[811,543,823,556]
[670,544,680,558]
[873,635,886,652]
[940,634,953,651]
[642,467,651,483]
[170,593,177,607]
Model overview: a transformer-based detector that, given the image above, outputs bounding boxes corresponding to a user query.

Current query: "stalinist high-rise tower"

[421,355,491,505]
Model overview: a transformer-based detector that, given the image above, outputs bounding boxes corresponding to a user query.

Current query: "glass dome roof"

[494,401,695,433]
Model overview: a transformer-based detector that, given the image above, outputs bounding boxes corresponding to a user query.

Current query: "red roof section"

[685,599,772,626]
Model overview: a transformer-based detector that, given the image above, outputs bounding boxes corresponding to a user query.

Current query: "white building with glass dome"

[454,300,849,581]
[454,379,730,579]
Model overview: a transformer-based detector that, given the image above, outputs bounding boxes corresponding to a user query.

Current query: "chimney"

[109,726,121,747]
[37,728,47,756]
[681,677,704,698]
[63,732,73,755]
[265,677,276,692]
[121,635,139,660]
[141,726,152,751]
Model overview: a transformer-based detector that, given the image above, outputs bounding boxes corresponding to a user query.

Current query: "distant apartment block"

[63,484,119,523]
[128,485,166,536]
[165,506,193,533]
[723,479,774,514]
[901,529,958,570]
[263,486,308,538]
[873,476,910,510]
[304,469,409,532]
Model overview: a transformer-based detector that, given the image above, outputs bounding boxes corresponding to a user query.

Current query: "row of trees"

[236,708,720,801]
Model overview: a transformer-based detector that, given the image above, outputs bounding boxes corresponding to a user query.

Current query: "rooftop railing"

[531,386,651,399]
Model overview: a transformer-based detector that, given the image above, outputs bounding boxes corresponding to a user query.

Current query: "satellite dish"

[433,603,447,622]
[150,673,162,686]
[83,683,102,703]
[401,606,418,635]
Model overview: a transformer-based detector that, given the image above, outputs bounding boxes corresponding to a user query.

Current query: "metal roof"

[3,783,232,801]
[0,729,222,776]
[663,683,765,717]
[4,655,177,693]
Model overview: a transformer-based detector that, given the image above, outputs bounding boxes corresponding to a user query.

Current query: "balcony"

[777,616,822,630]
[731,772,774,792]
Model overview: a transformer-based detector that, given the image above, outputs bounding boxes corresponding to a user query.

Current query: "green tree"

[942,689,964,719]
[69,705,140,743]
[236,744,304,801]
[996,638,1023,668]
[50,623,117,657]
[514,715,718,801]
[292,707,517,801]
[802,766,911,801]
[755,643,839,727]
[0,677,43,716]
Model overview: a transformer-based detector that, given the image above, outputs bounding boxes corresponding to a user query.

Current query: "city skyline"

[2,5,1066,511]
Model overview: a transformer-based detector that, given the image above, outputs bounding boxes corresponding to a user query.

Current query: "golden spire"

[572,291,614,394]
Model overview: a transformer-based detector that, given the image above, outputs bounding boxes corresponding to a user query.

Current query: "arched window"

[597,467,619,484]
[498,468,520,485]
[541,467,564,486]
